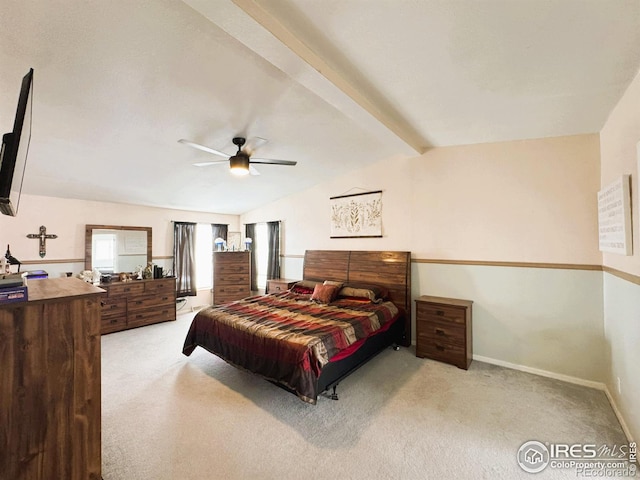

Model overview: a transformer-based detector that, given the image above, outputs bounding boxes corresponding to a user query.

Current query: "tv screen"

[0,68,34,217]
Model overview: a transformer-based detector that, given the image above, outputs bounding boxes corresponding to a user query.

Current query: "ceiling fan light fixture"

[229,154,250,176]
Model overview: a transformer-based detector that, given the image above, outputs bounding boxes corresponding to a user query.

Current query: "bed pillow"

[290,280,319,295]
[338,283,389,303]
[323,280,344,288]
[311,284,340,304]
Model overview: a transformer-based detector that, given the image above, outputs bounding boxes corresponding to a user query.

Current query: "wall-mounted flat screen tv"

[0,68,34,217]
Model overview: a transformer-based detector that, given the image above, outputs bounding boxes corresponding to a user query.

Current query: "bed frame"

[303,250,412,346]
[302,250,412,400]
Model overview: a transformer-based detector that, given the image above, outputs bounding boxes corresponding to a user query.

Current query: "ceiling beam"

[232,0,428,155]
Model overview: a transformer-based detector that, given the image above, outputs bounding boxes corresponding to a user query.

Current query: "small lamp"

[214,237,225,252]
[244,237,252,251]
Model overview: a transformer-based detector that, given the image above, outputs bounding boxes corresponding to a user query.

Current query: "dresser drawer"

[101,315,128,334]
[216,273,249,285]
[417,303,466,325]
[101,298,126,318]
[107,282,145,297]
[128,293,174,312]
[128,306,175,328]
[144,279,175,294]
[214,286,250,304]
[216,264,250,276]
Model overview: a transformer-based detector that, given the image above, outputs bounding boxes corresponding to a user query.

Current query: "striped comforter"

[182,291,399,404]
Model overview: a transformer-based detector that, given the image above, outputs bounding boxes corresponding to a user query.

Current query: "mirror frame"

[85,224,152,272]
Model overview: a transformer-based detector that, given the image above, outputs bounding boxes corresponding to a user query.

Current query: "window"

[195,223,213,289]
[254,223,268,290]
[93,233,117,273]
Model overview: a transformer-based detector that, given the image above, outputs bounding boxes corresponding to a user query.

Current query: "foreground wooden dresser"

[213,251,251,304]
[0,278,104,480]
[415,295,473,369]
[99,277,176,334]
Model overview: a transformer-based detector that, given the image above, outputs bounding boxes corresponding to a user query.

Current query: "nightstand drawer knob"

[435,328,445,336]
[436,344,445,351]
[436,310,444,316]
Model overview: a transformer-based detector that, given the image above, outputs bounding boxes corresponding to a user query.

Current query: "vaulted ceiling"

[2,0,639,214]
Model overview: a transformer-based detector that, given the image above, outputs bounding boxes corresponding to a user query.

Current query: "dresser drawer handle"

[436,310,444,316]
[435,328,445,336]
[110,319,118,324]
[436,344,445,351]
[136,314,143,319]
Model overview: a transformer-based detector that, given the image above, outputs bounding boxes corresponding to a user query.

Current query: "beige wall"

[599,67,640,442]
[243,134,606,386]
[244,134,601,264]
[0,193,239,308]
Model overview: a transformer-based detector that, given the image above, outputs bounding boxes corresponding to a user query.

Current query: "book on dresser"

[213,251,251,305]
[99,277,176,334]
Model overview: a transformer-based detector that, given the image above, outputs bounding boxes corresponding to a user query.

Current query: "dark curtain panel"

[266,221,281,280]
[211,224,228,243]
[173,222,197,297]
[245,223,257,291]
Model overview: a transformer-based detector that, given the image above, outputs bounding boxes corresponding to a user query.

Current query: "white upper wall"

[243,134,601,265]
[0,194,239,264]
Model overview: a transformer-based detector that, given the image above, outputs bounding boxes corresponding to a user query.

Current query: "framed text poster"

[598,175,632,255]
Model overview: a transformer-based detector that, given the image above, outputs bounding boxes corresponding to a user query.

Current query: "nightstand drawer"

[417,303,466,325]
[267,279,298,294]
[417,318,465,344]
[417,339,466,367]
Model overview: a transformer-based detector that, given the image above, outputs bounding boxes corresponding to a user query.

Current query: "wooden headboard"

[303,250,412,346]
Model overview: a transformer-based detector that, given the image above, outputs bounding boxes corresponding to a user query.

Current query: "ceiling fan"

[178,137,297,176]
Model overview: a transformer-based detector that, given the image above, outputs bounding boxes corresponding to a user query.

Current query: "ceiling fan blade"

[178,139,230,158]
[249,158,297,166]
[245,136,268,154]
[249,165,261,176]
[192,160,227,167]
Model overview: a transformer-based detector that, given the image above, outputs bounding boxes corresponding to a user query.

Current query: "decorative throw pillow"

[311,284,339,304]
[338,284,389,303]
[291,280,320,295]
[323,280,344,288]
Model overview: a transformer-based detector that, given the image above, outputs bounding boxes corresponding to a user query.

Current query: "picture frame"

[227,231,241,251]
[597,174,632,255]
[330,190,382,238]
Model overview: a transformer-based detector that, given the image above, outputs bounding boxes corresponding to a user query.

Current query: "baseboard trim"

[473,354,634,443]
[603,386,636,444]
[473,354,605,389]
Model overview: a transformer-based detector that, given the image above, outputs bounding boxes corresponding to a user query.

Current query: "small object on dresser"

[24,270,48,280]
[0,285,28,304]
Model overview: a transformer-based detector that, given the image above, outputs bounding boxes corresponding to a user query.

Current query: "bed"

[182,250,412,404]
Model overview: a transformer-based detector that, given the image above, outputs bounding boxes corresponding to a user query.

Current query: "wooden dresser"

[99,277,176,334]
[0,278,104,480]
[266,278,298,294]
[213,251,251,304]
[415,295,473,369]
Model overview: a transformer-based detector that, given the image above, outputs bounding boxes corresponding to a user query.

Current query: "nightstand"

[266,278,298,294]
[415,295,473,369]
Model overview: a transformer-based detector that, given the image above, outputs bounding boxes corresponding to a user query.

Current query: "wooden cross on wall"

[26,225,58,258]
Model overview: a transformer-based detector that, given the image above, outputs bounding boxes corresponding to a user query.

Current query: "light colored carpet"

[101,312,629,480]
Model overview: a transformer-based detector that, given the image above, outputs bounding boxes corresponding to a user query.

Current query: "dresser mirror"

[85,224,152,274]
